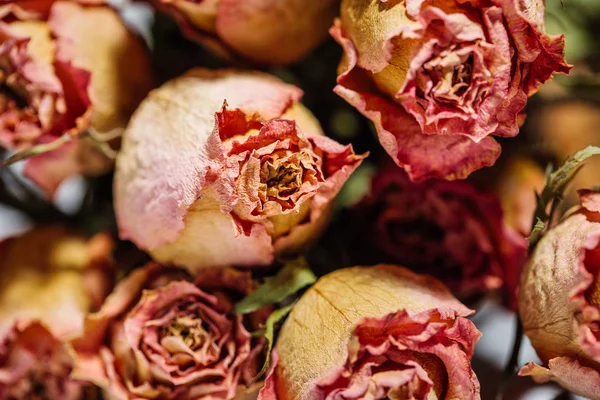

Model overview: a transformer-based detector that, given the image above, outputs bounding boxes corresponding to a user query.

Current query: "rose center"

[161,316,210,350]
[424,50,474,101]
[0,67,40,125]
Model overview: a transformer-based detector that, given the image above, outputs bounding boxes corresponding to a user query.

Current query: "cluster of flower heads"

[2,0,598,399]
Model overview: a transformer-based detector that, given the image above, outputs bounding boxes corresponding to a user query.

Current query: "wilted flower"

[332,0,570,180]
[519,190,600,399]
[351,165,527,306]
[0,321,86,400]
[72,263,267,400]
[0,226,114,398]
[115,69,365,273]
[0,0,154,196]
[153,0,339,65]
[0,225,114,337]
[259,265,481,400]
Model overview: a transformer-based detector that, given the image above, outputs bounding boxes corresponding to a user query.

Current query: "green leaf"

[234,258,316,315]
[250,303,294,384]
[528,218,546,246]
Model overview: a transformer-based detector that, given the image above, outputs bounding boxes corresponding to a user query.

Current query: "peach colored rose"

[0,0,154,196]
[518,190,600,399]
[259,265,481,400]
[332,0,570,181]
[350,166,527,307]
[0,320,86,400]
[72,263,267,400]
[0,225,114,399]
[0,225,114,338]
[152,0,338,65]
[115,69,365,273]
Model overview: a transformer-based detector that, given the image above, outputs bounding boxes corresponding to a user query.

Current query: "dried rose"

[0,320,86,400]
[0,225,114,338]
[153,0,339,65]
[258,265,481,399]
[332,0,570,181]
[115,69,365,273]
[0,226,113,398]
[0,0,154,196]
[518,190,600,399]
[351,165,527,307]
[72,263,267,400]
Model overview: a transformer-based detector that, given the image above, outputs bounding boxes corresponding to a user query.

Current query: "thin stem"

[496,316,524,400]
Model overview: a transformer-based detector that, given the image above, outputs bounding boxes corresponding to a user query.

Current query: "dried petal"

[334,0,570,180]
[72,263,266,400]
[260,265,480,400]
[155,0,339,65]
[115,69,365,272]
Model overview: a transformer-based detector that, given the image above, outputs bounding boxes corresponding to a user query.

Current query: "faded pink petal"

[262,265,481,400]
[0,320,84,400]
[316,309,481,400]
[519,358,600,400]
[72,263,266,400]
[331,21,500,181]
[115,69,364,272]
[333,0,569,180]
[352,165,527,305]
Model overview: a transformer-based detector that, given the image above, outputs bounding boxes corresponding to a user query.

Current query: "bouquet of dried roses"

[3,0,600,399]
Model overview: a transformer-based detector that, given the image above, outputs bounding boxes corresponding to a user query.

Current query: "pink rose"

[152,0,339,65]
[115,69,365,273]
[0,321,85,400]
[259,265,481,400]
[0,226,114,398]
[72,263,267,400]
[332,0,570,180]
[0,0,154,196]
[519,190,600,399]
[351,165,527,307]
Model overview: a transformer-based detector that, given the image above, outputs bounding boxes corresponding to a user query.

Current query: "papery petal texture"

[333,0,570,180]
[260,265,480,400]
[115,69,365,272]
[0,0,153,197]
[519,190,600,398]
[72,263,267,400]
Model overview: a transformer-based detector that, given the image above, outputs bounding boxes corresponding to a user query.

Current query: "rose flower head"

[72,263,267,400]
[0,225,114,399]
[518,190,600,398]
[332,0,570,181]
[258,265,481,399]
[115,69,365,273]
[153,0,339,65]
[351,165,527,307]
[0,0,154,196]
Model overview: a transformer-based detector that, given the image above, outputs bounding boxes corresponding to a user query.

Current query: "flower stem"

[496,315,523,400]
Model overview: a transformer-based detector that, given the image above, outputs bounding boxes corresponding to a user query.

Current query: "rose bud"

[258,265,481,399]
[115,69,365,273]
[350,165,527,307]
[0,226,114,399]
[0,0,154,196]
[72,263,267,400]
[0,225,114,338]
[0,320,88,400]
[518,190,600,398]
[332,0,570,181]
[153,0,339,65]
